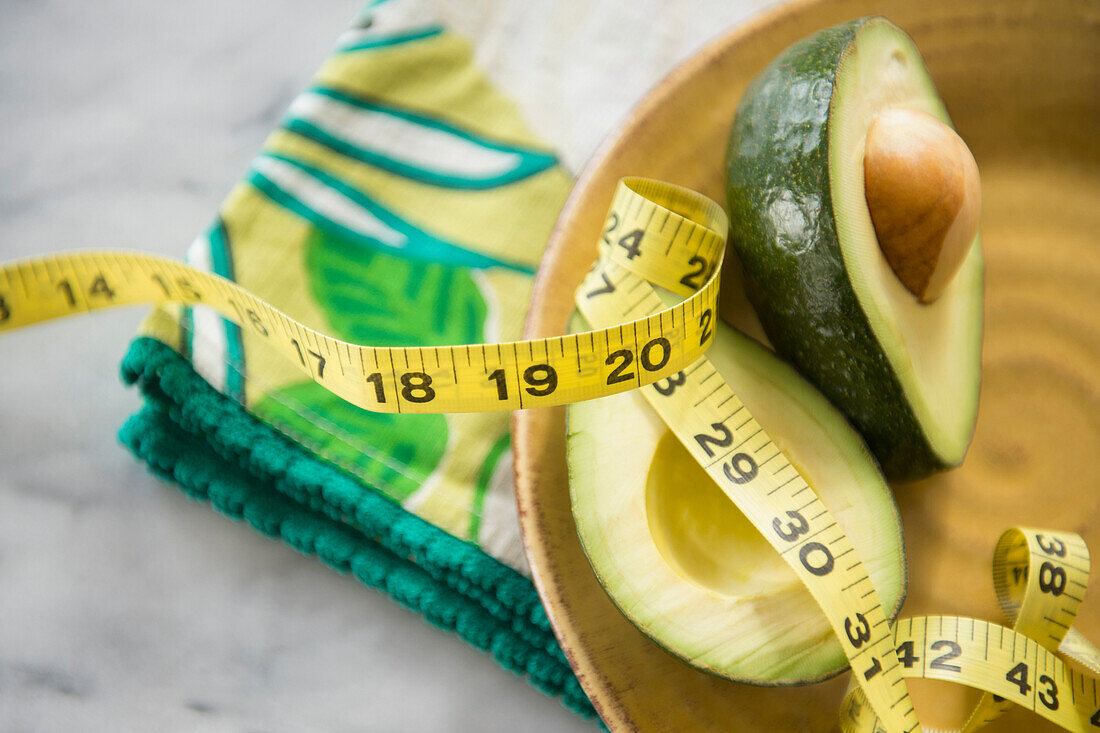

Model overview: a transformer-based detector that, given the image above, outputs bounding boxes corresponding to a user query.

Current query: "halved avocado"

[567,322,905,684]
[726,17,983,480]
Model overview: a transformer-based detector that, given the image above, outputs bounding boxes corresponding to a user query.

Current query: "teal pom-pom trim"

[119,336,595,719]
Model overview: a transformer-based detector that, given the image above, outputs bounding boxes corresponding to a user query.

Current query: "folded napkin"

[119,0,592,717]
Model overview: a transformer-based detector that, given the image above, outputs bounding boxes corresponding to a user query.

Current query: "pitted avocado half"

[726,17,983,480]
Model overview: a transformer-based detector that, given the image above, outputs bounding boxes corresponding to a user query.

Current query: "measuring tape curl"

[2,177,1097,732]
[841,528,1099,732]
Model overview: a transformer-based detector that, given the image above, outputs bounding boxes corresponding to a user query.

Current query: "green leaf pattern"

[254,228,488,502]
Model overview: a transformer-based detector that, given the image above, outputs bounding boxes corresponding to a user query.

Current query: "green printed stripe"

[180,305,194,360]
[207,219,246,404]
[469,432,512,542]
[337,25,444,53]
[248,153,535,274]
[283,85,558,189]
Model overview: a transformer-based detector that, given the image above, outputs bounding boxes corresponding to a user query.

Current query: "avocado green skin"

[725,18,946,481]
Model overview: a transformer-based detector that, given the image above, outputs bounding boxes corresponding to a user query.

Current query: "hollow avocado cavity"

[567,323,906,684]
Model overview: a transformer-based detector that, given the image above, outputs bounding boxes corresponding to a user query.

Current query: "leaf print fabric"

[120,0,588,714]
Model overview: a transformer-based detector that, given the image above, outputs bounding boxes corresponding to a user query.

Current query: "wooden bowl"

[514,0,1100,730]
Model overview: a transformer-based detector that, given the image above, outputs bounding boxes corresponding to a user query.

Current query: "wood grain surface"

[513,0,1100,729]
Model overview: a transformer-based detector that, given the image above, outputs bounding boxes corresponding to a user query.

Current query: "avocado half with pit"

[726,17,983,480]
[567,322,905,684]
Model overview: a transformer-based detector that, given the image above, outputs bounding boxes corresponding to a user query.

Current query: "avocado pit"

[864,107,981,303]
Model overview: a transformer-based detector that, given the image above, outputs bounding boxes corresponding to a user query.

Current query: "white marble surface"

[0,1,772,730]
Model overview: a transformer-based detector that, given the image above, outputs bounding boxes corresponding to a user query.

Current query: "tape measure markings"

[959,528,1095,730]
[0,231,724,413]
[846,615,1100,732]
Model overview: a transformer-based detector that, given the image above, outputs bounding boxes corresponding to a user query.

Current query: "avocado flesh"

[567,322,905,684]
[726,18,983,480]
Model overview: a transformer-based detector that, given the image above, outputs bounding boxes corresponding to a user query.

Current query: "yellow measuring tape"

[841,528,1099,732]
[0,182,721,414]
[1,178,1096,731]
